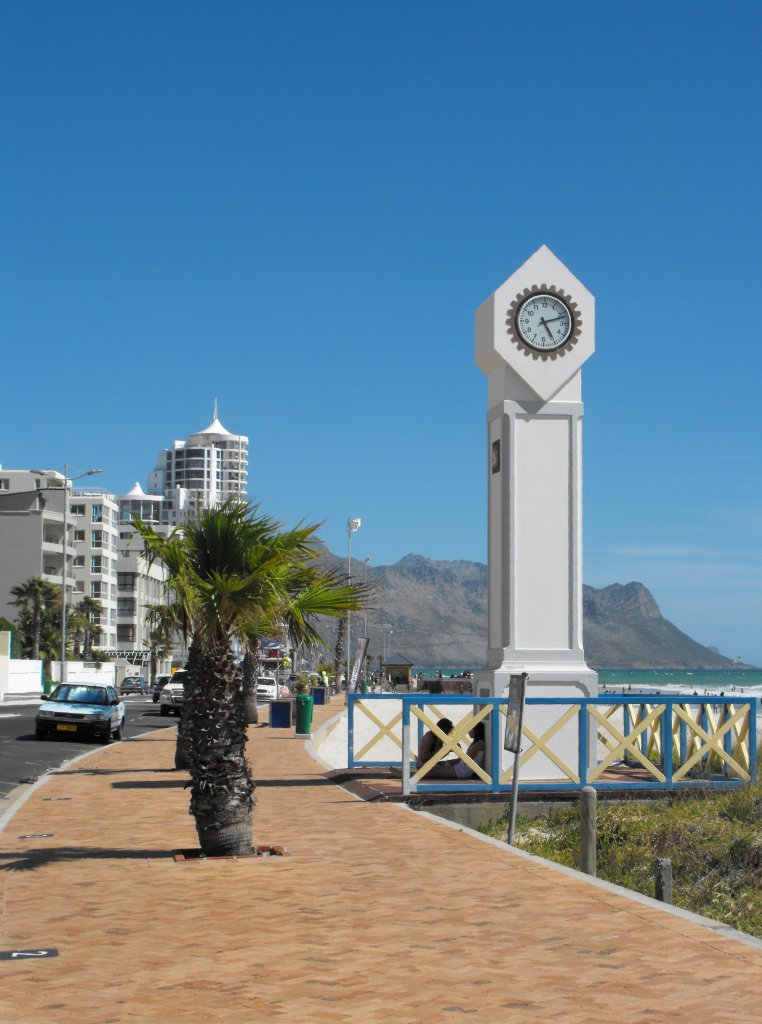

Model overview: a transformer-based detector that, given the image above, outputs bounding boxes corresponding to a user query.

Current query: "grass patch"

[481,785,762,939]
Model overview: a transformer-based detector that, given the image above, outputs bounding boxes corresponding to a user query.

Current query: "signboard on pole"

[504,673,526,753]
[347,636,369,694]
[504,672,527,846]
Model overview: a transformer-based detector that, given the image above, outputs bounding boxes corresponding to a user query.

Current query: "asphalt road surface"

[0,695,177,812]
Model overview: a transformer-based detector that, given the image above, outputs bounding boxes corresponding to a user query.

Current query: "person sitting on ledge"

[416,717,455,770]
[423,721,486,780]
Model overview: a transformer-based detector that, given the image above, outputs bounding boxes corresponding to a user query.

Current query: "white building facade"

[146,411,249,526]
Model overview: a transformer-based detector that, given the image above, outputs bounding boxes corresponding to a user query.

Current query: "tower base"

[476,664,598,782]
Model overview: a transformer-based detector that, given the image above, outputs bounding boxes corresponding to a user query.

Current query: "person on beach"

[416,717,455,770]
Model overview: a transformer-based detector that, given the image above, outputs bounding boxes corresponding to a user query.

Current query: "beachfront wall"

[347,693,757,795]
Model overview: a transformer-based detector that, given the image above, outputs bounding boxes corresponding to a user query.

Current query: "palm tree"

[76,596,103,659]
[333,616,346,687]
[144,603,178,687]
[67,607,88,659]
[10,576,60,660]
[134,499,365,857]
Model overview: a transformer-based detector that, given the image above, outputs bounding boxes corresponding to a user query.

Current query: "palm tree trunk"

[242,645,259,724]
[174,650,194,771]
[31,605,42,661]
[186,635,255,856]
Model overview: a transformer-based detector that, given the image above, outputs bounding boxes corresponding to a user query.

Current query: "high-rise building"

[146,407,248,526]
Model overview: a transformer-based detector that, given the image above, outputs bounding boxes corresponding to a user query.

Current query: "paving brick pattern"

[2,704,762,1023]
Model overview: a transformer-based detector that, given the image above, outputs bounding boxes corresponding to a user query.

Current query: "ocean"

[415,667,762,697]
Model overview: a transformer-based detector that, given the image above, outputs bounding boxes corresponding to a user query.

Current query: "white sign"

[347,636,369,693]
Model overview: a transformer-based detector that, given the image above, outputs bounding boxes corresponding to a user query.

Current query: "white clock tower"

[474,245,597,706]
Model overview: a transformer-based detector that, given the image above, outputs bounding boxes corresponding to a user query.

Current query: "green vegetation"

[482,786,762,939]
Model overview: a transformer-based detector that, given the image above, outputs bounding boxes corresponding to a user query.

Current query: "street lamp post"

[34,465,103,684]
[363,556,371,686]
[346,517,361,692]
[363,556,371,636]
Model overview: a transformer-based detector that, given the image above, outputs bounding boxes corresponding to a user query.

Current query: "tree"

[76,596,103,659]
[333,617,345,684]
[134,499,366,857]
[67,607,87,659]
[10,576,60,660]
[144,603,178,686]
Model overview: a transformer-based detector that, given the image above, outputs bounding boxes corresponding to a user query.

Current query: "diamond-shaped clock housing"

[475,245,595,402]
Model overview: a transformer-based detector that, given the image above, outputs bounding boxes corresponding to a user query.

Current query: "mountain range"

[317,551,745,670]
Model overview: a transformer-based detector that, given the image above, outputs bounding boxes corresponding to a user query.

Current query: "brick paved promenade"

[3,703,762,1023]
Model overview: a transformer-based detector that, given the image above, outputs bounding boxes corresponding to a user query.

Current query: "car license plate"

[56,724,77,732]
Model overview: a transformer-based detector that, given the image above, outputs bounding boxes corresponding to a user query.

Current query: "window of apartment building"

[91,530,102,548]
[118,598,135,615]
[91,504,103,523]
[91,556,102,574]
[75,580,84,593]
[73,555,85,568]
[118,573,135,591]
[117,625,135,643]
[70,503,85,517]
[0,478,9,491]
[74,529,85,542]
[91,582,103,598]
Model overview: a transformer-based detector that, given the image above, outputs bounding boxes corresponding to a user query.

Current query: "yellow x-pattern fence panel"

[589,703,667,783]
[498,703,581,784]
[603,700,752,782]
[672,702,751,782]
[411,703,491,783]
[353,699,404,761]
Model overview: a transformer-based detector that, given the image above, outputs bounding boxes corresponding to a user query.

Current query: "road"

[0,695,177,815]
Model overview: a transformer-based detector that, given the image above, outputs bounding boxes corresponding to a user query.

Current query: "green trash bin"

[295,692,313,736]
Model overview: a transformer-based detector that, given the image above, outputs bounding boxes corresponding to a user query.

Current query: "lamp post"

[362,556,371,687]
[346,517,361,691]
[363,557,371,636]
[34,465,103,683]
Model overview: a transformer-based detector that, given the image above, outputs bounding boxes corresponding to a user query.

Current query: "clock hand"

[542,315,567,324]
[539,317,554,340]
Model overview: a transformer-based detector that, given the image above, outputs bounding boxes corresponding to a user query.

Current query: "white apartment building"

[0,409,247,666]
[146,410,249,526]
[0,482,75,621]
[68,490,119,651]
[0,472,117,650]
[114,483,168,659]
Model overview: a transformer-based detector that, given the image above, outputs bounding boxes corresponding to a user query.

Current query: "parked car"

[120,677,147,695]
[159,670,188,717]
[36,682,125,744]
[256,676,290,701]
[152,675,172,702]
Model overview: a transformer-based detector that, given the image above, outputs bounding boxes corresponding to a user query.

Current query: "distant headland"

[317,550,755,671]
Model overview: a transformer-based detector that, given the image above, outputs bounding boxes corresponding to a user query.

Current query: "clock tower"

[474,245,597,709]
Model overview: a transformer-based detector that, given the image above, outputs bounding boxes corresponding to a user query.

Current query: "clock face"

[514,293,574,352]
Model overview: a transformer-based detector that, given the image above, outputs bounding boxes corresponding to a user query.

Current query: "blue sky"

[2,1,761,664]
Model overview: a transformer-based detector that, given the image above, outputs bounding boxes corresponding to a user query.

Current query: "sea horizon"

[413,667,762,693]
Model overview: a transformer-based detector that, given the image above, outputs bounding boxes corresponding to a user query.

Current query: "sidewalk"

[3,702,762,1023]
